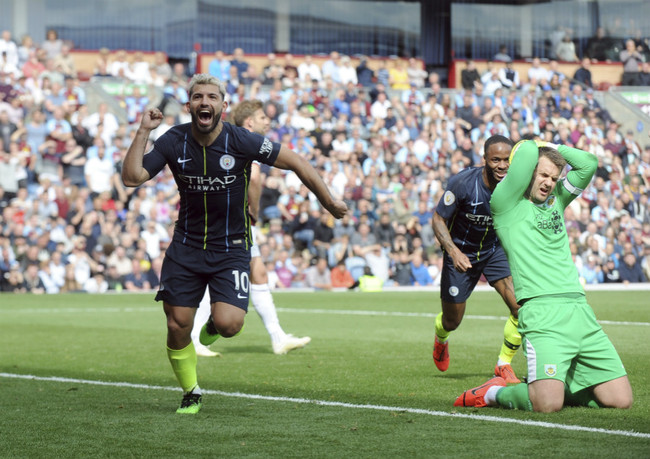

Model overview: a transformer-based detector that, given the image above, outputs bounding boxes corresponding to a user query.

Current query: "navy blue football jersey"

[435,166,500,260]
[142,122,281,251]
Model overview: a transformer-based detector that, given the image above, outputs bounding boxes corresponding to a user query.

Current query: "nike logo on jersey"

[470,200,483,206]
[237,293,247,299]
[177,158,192,163]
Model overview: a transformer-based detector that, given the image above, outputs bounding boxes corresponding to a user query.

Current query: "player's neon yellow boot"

[199,316,221,346]
[176,390,202,414]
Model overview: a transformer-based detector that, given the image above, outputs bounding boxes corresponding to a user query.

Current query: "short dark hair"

[484,135,513,155]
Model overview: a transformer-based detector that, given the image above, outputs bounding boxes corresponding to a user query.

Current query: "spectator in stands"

[208,50,230,81]
[312,210,334,260]
[92,47,112,77]
[601,256,622,283]
[53,43,76,78]
[230,47,250,82]
[42,29,63,61]
[460,60,481,90]
[261,53,283,85]
[527,57,549,86]
[406,57,427,88]
[556,34,578,62]
[151,51,172,84]
[108,49,130,79]
[84,139,114,197]
[304,257,332,290]
[330,259,354,288]
[0,110,17,150]
[580,254,604,284]
[60,137,86,187]
[123,258,151,291]
[356,56,374,87]
[573,57,593,88]
[84,269,108,293]
[620,39,644,86]
[127,51,151,84]
[321,51,342,84]
[410,251,432,286]
[493,45,512,62]
[16,34,34,70]
[498,61,520,89]
[585,27,609,62]
[388,58,410,91]
[84,102,119,146]
[0,31,18,70]
[618,251,647,283]
[297,54,322,84]
[339,56,358,86]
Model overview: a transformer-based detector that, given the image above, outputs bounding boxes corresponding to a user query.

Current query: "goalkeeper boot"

[494,363,521,384]
[432,336,450,372]
[454,376,506,408]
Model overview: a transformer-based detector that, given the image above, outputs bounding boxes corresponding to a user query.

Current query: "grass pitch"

[1,290,649,458]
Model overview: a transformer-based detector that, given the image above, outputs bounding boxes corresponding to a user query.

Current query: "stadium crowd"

[0,32,649,294]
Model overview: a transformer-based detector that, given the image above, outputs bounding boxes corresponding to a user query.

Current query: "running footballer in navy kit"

[431,135,522,384]
[143,122,279,311]
[122,74,347,415]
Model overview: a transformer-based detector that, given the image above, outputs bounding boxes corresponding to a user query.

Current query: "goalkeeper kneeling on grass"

[454,139,633,412]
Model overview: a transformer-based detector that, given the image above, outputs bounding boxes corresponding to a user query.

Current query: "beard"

[190,108,222,134]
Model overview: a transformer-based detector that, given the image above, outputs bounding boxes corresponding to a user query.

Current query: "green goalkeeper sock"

[498,314,521,365]
[434,312,450,342]
[167,342,198,393]
[495,383,533,411]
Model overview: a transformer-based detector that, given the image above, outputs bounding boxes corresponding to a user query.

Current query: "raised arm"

[272,145,347,219]
[491,140,539,214]
[555,143,598,206]
[121,108,162,187]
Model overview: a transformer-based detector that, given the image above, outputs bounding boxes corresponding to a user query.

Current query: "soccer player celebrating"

[454,140,633,412]
[122,74,347,414]
[191,99,311,357]
[432,135,521,383]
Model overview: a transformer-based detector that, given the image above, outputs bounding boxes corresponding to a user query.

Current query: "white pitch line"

[1,372,649,440]
[275,308,650,327]
[2,306,649,327]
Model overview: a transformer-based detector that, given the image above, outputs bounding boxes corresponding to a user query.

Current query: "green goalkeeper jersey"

[490,140,598,302]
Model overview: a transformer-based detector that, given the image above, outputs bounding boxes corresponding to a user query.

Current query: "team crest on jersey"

[443,191,455,206]
[544,364,557,377]
[536,194,556,209]
[259,138,273,158]
[220,154,235,170]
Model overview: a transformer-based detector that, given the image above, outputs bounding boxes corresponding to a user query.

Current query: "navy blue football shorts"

[155,241,251,311]
[440,245,511,303]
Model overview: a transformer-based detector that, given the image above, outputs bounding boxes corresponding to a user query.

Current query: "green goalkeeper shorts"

[519,294,627,393]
